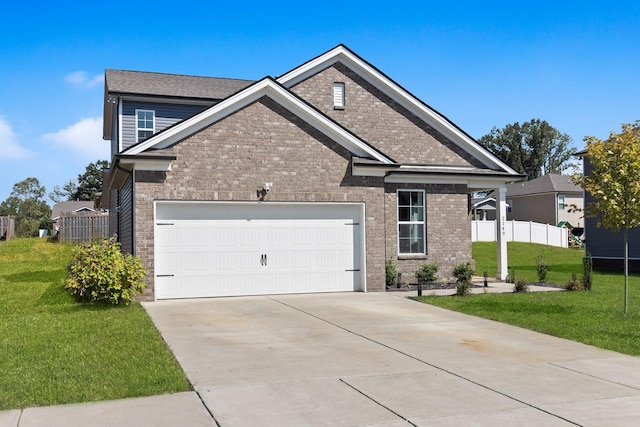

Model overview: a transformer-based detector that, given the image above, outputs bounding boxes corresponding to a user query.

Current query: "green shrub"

[415,262,439,284]
[452,262,473,296]
[565,276,584,291]
[385,257,399,288]
[452,262,474,284]
[65,238,146,304]
[536,255,548,283]
[514,279,529,293]
[455,281,471,296]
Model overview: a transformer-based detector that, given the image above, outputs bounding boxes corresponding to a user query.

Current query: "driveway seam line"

[549,362,640,391]
[339,378,419,427]
[195,390,221,427]
[269,296,582,427]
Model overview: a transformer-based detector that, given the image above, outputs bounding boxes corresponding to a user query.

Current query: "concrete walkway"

[3,290,640,426]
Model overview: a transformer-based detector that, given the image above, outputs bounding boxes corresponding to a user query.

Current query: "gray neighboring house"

[580,152,640,271]
[505,174,584,227]
[51,201,99,235]
[101,44,522,300]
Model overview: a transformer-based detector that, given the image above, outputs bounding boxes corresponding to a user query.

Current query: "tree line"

[0,160,108,237]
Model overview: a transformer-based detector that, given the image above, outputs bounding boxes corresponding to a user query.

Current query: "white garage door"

[154,202,364,299]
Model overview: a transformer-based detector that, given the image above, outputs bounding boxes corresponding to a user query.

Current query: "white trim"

[118,100,123,153]
[135,109,155,143]
[385,173,515,189]
[277,46,518,175]
[123,79,393,164]
[397,189,426,255]
[119,158,172,172]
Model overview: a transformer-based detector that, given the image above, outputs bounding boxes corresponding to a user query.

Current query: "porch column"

[495,186,508,280]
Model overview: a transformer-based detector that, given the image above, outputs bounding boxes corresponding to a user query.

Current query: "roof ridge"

[105,68,254,83]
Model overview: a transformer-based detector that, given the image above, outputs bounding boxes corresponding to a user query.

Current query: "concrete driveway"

[143,292,640,426]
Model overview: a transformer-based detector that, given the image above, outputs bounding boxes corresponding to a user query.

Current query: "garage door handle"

[156,274,174,277]
[261,254,267,266]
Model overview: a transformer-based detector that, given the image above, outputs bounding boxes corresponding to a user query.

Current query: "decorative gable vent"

[333,82,345,109]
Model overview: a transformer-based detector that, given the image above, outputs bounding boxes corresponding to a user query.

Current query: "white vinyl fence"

[472,220,568,248]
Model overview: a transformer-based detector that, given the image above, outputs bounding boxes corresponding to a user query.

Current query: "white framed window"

[558,195,565,210]
[333,82,345,109]
[136,109,155,142]
[507,199,513,213]
[398,190,426,255]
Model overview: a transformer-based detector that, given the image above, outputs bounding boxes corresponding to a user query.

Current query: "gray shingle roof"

[51,201,97,221]
[105,69,255,100]
[506,174,581,197]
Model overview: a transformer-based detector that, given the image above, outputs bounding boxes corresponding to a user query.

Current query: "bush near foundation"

[65,237,146,304]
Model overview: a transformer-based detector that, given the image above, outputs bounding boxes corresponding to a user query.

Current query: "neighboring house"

[505,174,584,227]
[471,196,496,221]
[579,152,640,271]
[101,44,521,300]
[51,201,98,233]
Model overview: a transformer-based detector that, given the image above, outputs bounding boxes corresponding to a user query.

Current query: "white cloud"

[0,116,32,159]
[43,117,110,161]
[65,71,103,88]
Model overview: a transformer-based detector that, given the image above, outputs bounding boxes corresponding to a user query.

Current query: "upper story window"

[558,195,565,210]
[333,82,345,109]
[398,190,425,255]
[136,110,155,142]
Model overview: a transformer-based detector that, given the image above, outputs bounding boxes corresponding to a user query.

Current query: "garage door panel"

[155,202,363,299]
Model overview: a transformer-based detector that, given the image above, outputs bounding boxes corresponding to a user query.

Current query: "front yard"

[418,242,640,356]
[0,238,190,410]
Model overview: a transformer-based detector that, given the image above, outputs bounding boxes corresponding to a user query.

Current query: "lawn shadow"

[6,269,67,284]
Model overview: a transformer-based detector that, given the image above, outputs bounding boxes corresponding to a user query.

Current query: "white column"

[496,187,508,280]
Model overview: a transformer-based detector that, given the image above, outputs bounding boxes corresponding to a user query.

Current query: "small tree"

[576,121,640,313]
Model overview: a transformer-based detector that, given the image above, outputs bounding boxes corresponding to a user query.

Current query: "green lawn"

[418,242,640,356]
[0,238,191,410]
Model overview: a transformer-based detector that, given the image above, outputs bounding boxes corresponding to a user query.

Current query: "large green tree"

[479,119,576,180]
[0,177,51,237]
[50,160,108,202]
[576,121,640,314]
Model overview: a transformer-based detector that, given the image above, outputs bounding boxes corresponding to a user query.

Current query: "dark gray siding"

[583,157,640,269]
[109,189,118,238]
[118,175,134,255]
[110,103,119,157]
[120,101,210,151]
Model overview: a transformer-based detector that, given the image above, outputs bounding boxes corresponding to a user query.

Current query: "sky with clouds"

[1,1,639,203]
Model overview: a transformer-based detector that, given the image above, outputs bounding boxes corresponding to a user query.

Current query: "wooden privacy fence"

[0,216,15,240]
[58,213,109,243]
[472,220,569,248]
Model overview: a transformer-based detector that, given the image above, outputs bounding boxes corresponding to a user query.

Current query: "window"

[558,195,565,210]
[136,110,155,142]
[507,199,513,213]
[333,82,345,108]
[398,190,425,255]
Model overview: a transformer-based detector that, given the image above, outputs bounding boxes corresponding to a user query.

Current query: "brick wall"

[130,66,479,298]
[133,97,386,299]
[290,63,486,168]
[384,183,473,285]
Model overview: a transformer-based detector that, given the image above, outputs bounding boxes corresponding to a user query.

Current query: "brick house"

[102,44,520,300]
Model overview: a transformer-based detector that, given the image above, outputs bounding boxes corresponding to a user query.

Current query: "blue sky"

[1,1,639,203]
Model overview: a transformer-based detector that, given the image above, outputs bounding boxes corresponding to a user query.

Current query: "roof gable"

[506,174,582,197]
[121,77,394,164]
[277,44,518,175]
